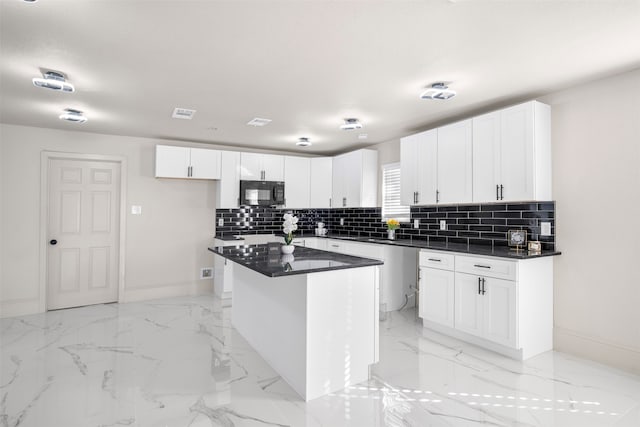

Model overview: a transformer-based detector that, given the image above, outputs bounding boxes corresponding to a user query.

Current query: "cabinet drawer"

[419,251,454,271]
[455,255,517,281]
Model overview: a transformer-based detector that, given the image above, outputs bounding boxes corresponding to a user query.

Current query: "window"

[381,162,410,222]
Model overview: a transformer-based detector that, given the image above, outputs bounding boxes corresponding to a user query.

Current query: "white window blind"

[381,162,410,222]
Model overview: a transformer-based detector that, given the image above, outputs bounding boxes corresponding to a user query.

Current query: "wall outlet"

[340,218,345,226]
[414,219,420,229]
[131,205,142,215]
[200,267,213,279]
[440,220,447,231]
[541,222,552,236]
[218,218,224,227]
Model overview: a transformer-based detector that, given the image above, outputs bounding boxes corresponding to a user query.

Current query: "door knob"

[49,239,57,245]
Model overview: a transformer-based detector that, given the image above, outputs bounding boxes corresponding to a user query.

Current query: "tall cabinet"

[284,156,310,209]
[473,101,551,202]
[310,157,333,208]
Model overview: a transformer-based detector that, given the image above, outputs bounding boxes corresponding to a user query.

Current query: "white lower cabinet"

[419,250,553,360]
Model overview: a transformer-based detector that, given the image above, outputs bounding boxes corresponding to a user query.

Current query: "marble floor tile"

[1,295,639,427]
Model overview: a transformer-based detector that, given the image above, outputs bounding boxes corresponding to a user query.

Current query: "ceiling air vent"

[247,117,272,127]
[172,108,196,120]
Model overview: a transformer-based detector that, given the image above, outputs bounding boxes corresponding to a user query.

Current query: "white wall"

[0,124,223,317]
[540,68,640,374]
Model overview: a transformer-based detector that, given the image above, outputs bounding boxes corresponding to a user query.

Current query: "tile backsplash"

[215,201,555,250]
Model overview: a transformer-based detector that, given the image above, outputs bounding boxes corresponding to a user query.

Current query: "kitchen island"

[207,243,383,401]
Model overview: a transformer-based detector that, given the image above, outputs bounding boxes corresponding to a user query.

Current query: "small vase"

[281,244,295,254]
[387,229,396,240]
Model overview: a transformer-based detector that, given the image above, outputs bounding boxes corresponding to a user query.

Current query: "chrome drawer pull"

[428,258,441,262]
[474,264,491,269]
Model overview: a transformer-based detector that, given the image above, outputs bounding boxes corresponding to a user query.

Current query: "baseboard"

[122,281,214,303]
[554,326,640,376]
[0,298,42,318]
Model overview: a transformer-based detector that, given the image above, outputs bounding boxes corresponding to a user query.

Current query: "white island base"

[232,264,380,401]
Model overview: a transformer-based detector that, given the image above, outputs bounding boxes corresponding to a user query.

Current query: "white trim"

[39,151,127,312]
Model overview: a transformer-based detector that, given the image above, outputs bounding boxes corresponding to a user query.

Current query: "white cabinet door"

[262,154,284,181]
[483,277,517,348]
[190,147,221,179]
[332,155,348,208]
[240,153,262,180]
[400,134,419,206]
[217,151,240,208]
[419,267,455,328]
[155,145,190,178]
[284,156,310,209]
[454,272,483,337]
[310,157,333,208]
[472,111,502,203]
[344,151,363,208]
[500,102,535,202]
[437,120,472,204]
[417,130,438,205]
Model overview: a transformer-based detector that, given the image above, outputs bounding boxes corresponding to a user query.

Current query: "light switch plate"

[218,218,224,227]
[131,205,142,215]
[440,220,447,230]
[541,222,552,236]
[414,219,420,229]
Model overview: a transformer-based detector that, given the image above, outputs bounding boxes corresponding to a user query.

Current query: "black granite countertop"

[208,243,383,277]
[214,232,561,260]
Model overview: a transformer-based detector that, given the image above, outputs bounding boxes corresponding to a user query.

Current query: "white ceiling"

[1,0,639,155]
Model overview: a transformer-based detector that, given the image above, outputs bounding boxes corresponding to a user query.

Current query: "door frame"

[39,151,127,312]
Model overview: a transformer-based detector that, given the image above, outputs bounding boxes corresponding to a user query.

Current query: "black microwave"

[239,180,285,206]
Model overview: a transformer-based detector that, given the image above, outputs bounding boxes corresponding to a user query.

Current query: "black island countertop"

[214,233,561,260]
[208,243,383,277]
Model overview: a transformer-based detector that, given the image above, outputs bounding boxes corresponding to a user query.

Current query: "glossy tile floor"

[1,295,639,427]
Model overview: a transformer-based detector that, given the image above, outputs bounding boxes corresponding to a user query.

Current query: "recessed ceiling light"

[296,137,312,147]
[59,108,87,123]
[340,118,362,130]
[420,83,456,100]
[172,107,196,119]
[247,117,272,127]
[358,133,368,140]
[32,71,74,93]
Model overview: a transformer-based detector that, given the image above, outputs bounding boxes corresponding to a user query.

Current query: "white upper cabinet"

[155,145,221,179]
[310,157,333,208]
[284,156,310,209]
[437,119,473,204]
[473,101,551,202]
[332,149,378,208]
[400,129,437,205]
[240,153,284,181]
[216,151,241,208]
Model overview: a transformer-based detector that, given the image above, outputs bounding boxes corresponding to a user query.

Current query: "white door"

[309,157,332,208]
[332,155,347,207]
[262,154,284,181]
[284,156,310,208]
[417,129,438,205]
[437,120,473,204]
[482,277,517,347]
[190,147,221,179]
[240,152,262,180]
[419,267,455,327]
[155,145,189,178]
[344,151,362,208]
[400,134,419,205]
[217,151,240,208]
[472,111,501,203]
[454,272,483,336]
[500,102,534,201]
[47,158,121,310]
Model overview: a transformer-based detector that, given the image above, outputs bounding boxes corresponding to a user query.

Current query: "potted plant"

[386,218,400,240]
[282,213,299,254]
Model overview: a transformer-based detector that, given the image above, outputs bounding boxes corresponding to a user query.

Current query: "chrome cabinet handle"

[500,185,504,200]
[436,190,440,203]
[478,277,482,295]
[428,258,441,262]
[496,184,500,201]
[474,264,491,269]
[481,277,486,295]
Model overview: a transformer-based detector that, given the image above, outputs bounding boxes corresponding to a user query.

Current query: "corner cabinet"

[332,149,378,208]
[284,156,311,209]
[240,153,284,181]
[419,249,553,360]
[309,157,333,208]
[472,101,551,202]
[155,145,221,179]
